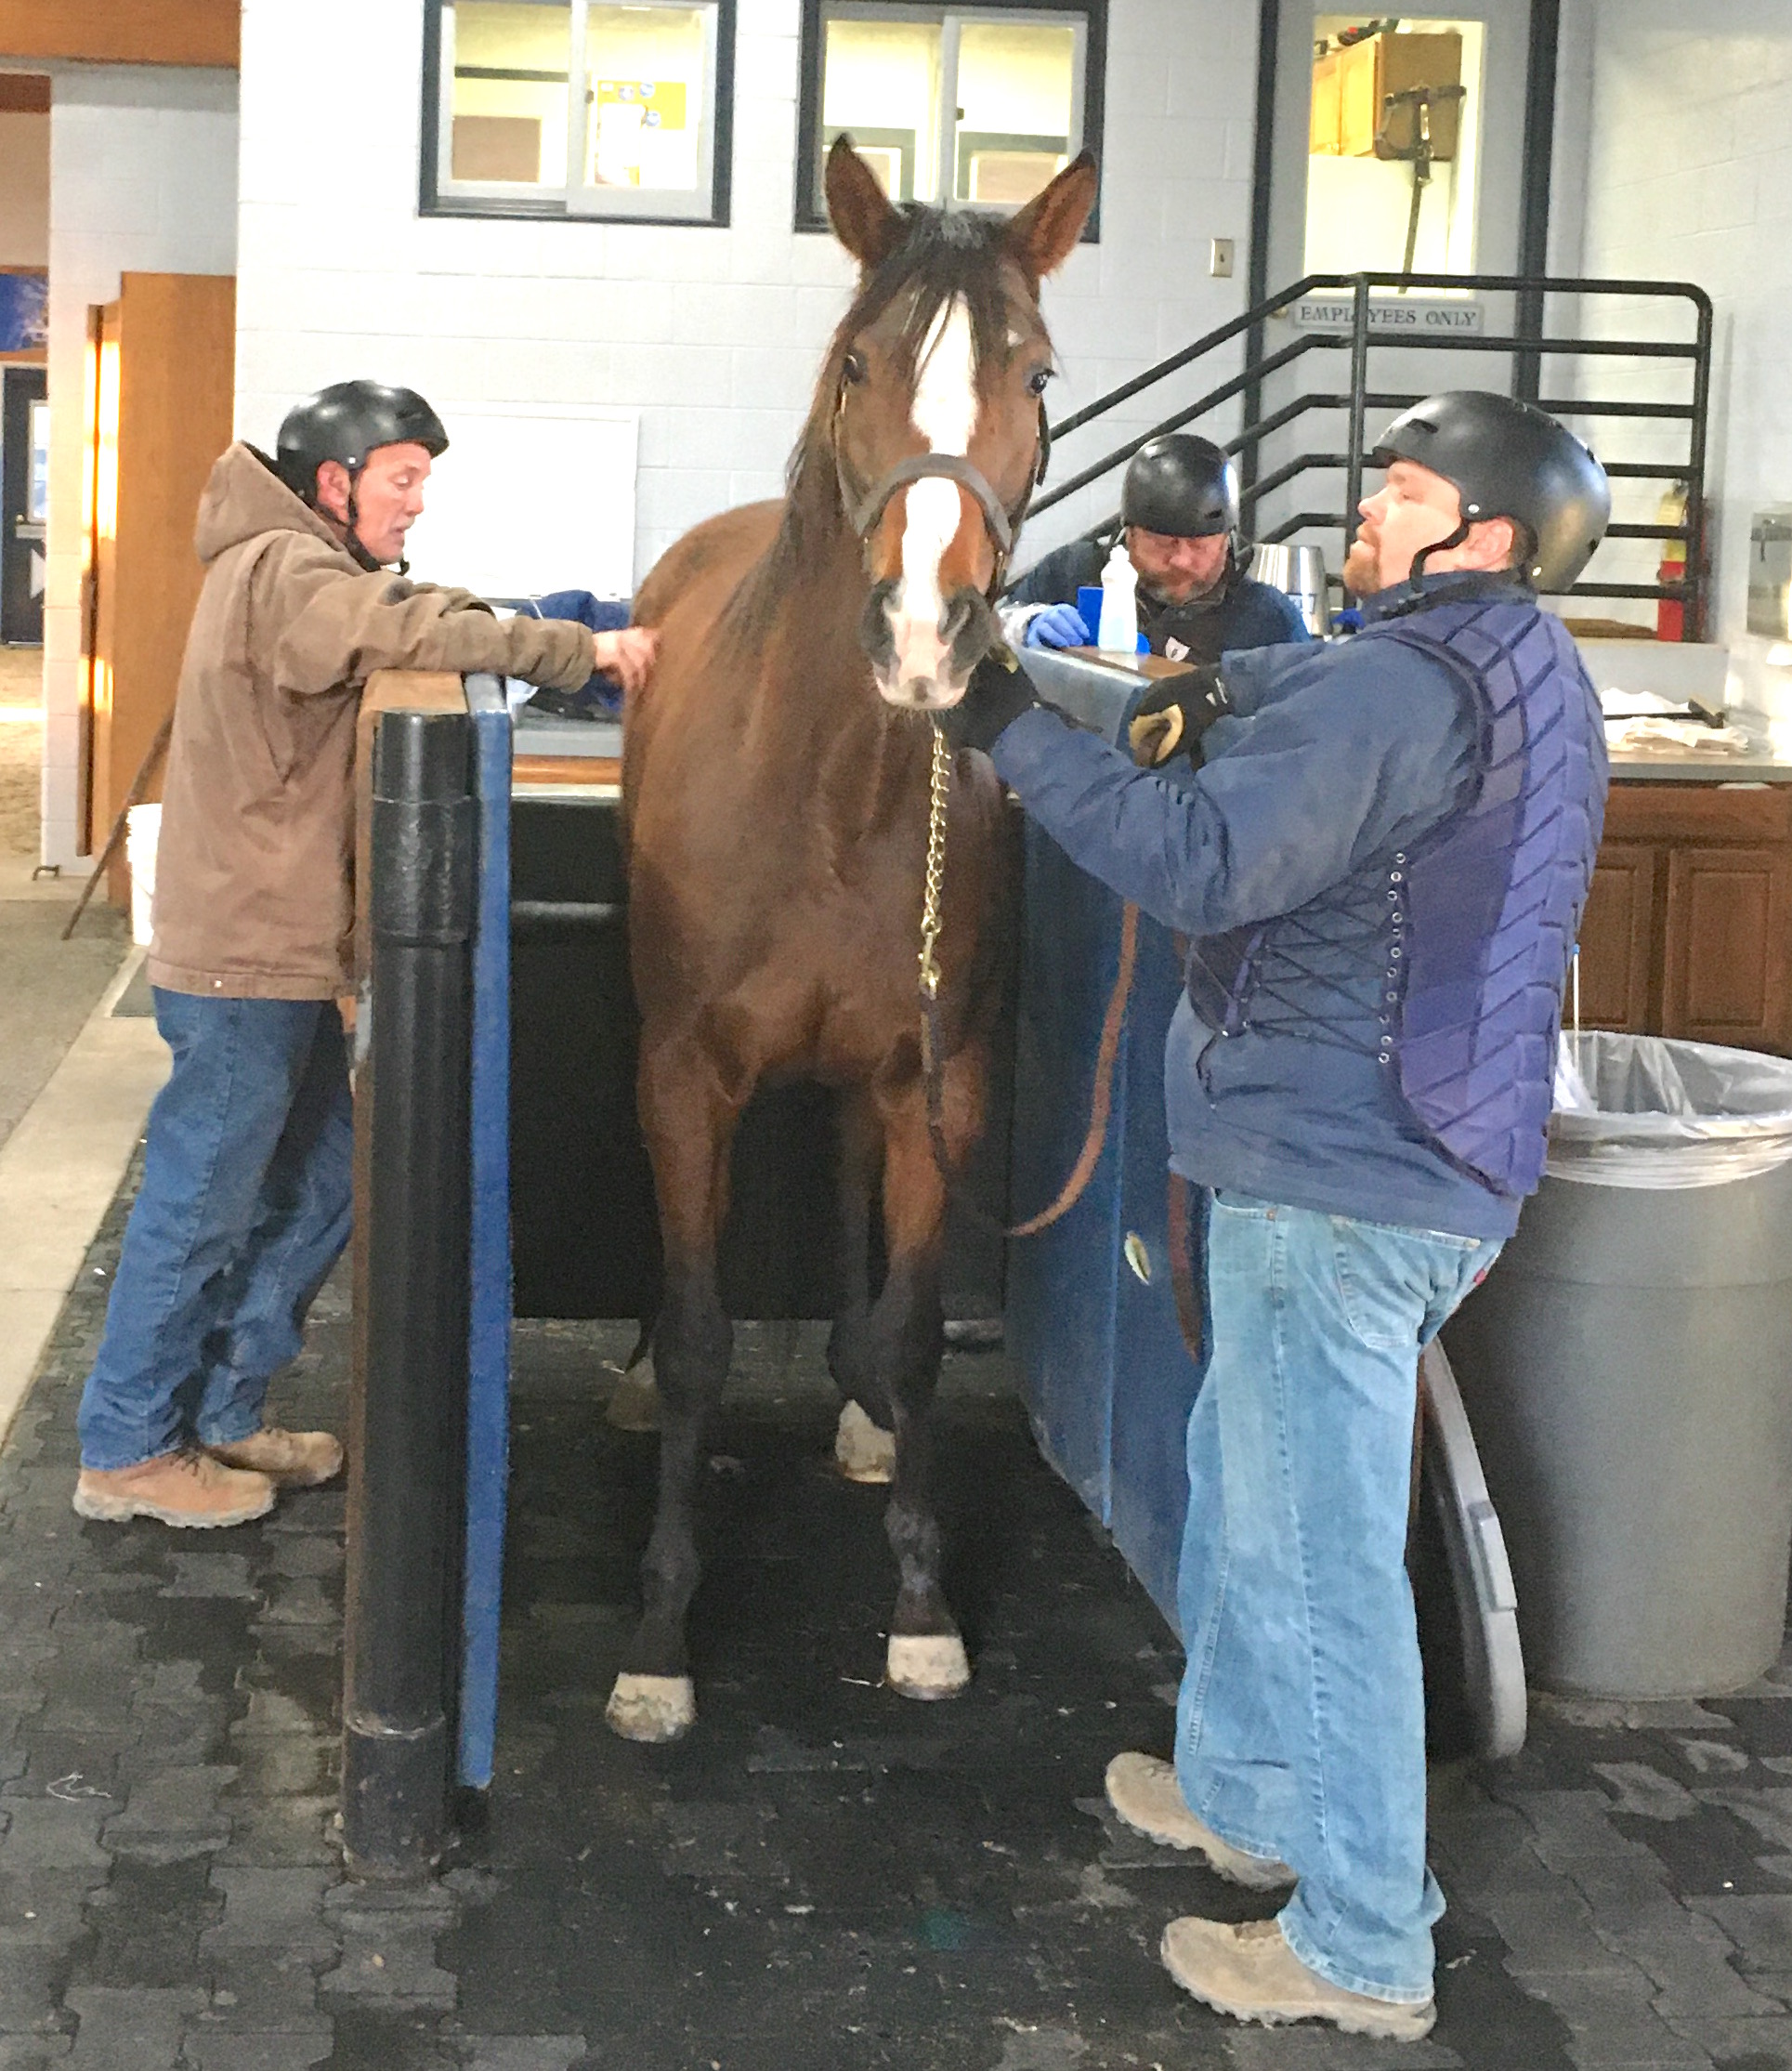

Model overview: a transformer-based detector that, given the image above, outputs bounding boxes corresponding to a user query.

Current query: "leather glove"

[1126,663,1230,769]
[1023,601,1092,650]
[935,649,1040,756]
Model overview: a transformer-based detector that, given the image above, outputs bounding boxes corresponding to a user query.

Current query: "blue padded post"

[458,675,515,1789]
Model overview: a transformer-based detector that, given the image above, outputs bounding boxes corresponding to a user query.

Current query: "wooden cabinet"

[1310,52,1341,155]
[1576,785,1792,1054]
[1317,30,1463,162]
[1336,37,1381,159]
[1578,841,1659,1031]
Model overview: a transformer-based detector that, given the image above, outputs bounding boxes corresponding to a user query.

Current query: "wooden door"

[1663,845,1792,1052]
[1576,842,1661,1031]
[85,271,235,894]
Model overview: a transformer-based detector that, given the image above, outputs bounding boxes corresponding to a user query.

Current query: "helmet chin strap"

[337,472,406,574]
[1406,518,1471,596]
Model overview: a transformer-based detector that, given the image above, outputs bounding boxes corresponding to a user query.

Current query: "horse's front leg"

[828,1088,897,1484]
[873,1042,984,1701]
[606,1031,741,1744]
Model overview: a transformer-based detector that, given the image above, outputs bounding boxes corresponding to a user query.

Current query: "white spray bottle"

[1097,540,1139,655]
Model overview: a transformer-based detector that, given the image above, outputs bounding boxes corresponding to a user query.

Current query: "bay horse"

[612,138,1098,1742]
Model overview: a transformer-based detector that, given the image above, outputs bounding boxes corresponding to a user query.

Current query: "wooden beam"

[0,0,239,70]
[0,74,49,112]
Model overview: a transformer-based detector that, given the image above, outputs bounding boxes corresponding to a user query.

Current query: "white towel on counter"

[1604,715,1754,755]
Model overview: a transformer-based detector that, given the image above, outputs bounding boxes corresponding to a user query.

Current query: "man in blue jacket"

[944,392,1610,2039]
[1001,432,1312,661]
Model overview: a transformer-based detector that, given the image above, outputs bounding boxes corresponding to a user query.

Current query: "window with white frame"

[422,0,736,224]
[794,0,1104,232]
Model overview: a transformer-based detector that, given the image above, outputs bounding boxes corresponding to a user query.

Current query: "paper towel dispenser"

[1748,510,1792,638]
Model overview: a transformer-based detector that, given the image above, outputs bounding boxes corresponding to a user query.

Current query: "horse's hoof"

[606,1671,696,1742]
[606,1363,661,1433]
[886,1632,971,1700]
[835,1400,896,1485]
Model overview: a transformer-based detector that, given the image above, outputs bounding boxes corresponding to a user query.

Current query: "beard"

[1140,565,1224,609]
[1342,537,1381,597]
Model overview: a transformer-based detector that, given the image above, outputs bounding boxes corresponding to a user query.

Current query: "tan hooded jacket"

[149,443,593,1000]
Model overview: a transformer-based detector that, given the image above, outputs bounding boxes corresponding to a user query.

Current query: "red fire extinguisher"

[1656,481,1688,641]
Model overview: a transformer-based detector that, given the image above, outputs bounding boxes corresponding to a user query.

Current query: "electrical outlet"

[1210,238,1236,279]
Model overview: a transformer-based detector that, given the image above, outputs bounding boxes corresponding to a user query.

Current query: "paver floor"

[6,1161,1792,2069]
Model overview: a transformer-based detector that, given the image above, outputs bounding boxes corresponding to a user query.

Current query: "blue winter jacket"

[990,570,1566,1240]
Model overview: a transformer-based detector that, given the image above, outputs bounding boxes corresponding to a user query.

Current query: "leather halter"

[835,380,1052,600]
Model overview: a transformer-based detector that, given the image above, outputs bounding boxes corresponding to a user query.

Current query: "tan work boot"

[73,1448,276,1528]
[1161,1916,1435,2039]
[206,1426,345,1487]
[1105,1753,1295,1889]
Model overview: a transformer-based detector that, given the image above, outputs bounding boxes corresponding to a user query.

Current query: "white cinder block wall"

[40,67,237,869]
[233,0,1260,586]
[1563,0,1792,720]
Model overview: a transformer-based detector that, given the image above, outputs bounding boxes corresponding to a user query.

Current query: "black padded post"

[342,706,476,1879]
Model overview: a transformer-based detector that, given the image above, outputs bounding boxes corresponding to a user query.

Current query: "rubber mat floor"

[7,1163,1792,2068]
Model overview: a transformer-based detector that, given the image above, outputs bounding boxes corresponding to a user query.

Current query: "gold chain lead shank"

[918,720,951,1003]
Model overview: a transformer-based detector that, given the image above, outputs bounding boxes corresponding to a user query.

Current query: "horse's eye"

[843,349,869,387]
[1027,365,1053,398]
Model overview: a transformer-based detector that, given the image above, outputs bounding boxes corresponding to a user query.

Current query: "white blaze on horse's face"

[882,295,979,708]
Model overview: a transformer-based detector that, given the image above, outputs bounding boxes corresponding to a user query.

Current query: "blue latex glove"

[1024,602,1092,649]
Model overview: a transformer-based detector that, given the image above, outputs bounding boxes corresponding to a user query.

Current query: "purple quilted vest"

[1186,596,1607,1195]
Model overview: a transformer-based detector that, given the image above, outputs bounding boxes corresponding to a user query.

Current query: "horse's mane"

[719,205,1025,659]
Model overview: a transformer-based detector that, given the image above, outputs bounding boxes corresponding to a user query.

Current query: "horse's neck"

[744,520,928,844]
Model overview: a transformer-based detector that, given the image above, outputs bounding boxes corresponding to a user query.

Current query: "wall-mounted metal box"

[1748,510,1792,639]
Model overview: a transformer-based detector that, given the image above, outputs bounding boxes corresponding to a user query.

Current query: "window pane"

[450,0,572,188]
[582,5,708,192]
[821,15,943,204]
[954,20,1075,206]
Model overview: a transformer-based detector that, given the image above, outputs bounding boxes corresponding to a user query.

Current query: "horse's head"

[819,138,1098,711]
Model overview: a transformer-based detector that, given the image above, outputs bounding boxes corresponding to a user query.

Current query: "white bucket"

[124,802,161,949]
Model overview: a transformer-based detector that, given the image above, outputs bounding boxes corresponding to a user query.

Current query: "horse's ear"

[825,135,905,272]
[1005,151,1098,281]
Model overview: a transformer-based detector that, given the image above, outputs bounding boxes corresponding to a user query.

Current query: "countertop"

[1604,723,1792,784]
[1022,645,1792,786]
[503,657,1792,788]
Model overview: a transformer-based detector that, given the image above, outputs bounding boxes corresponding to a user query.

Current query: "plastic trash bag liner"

[1547,1030,1792,1188]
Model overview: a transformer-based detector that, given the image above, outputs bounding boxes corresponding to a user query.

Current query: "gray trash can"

[1443,1032,1792,1700]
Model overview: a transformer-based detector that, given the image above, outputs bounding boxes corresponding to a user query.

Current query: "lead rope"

[918,719,1139,1242]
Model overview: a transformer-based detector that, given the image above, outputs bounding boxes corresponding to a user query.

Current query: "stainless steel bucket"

[1249,542,1328,636]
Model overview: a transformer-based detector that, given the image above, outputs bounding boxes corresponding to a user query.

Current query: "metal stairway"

[1033,269,1714,631]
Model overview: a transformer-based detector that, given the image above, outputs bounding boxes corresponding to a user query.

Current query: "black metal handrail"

[1039,269,1714,632]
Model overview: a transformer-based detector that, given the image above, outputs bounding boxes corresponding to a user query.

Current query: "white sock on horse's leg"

[834,1399,896,1484]
[606,1358,661,1433]
[886,1632,971,1699]
[606,1672,697,1742]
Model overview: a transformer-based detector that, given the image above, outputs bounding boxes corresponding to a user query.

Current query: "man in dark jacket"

[72,382,655,1531]
[943,392,1610,2038]
[1001,432,1312,661]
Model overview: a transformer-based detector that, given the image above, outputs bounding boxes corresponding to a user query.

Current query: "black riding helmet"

[275,381,449,570]
[1121,433,1239,539]
[1371,391,1611,593]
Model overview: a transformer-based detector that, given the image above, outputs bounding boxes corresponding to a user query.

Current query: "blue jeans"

[1174,1192,1502,2003]
[78,991,353,1471]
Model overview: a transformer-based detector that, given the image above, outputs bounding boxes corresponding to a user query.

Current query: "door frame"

[1242,0,1563,469]
[0,364,48,647]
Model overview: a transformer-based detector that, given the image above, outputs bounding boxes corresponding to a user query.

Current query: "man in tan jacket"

[73,381,656,1527]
